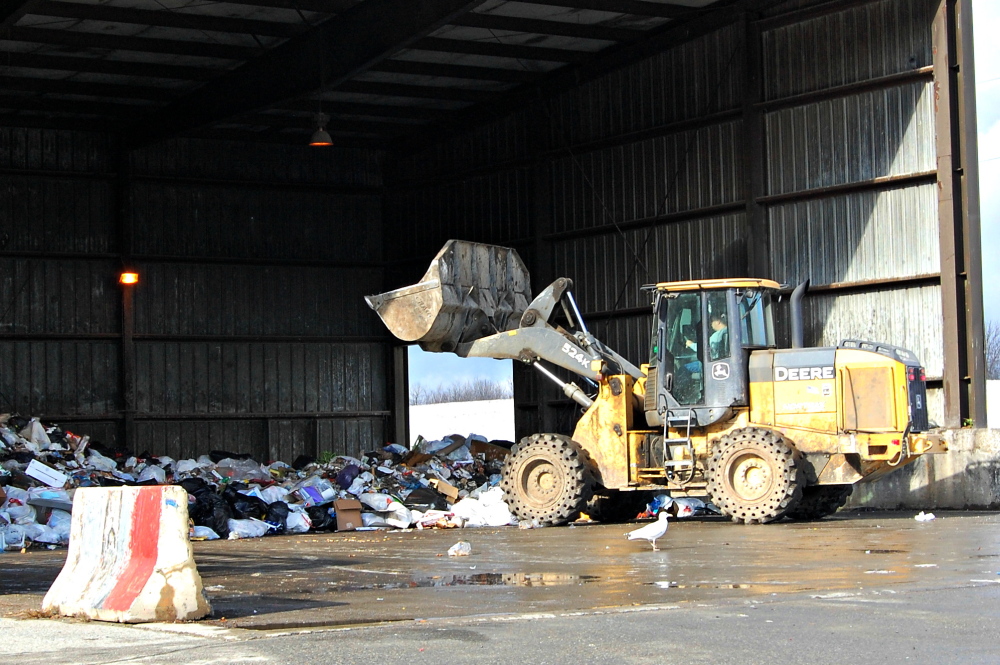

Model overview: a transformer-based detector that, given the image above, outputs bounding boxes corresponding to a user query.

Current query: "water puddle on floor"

[339,572,603,590]
[646,581,756,590]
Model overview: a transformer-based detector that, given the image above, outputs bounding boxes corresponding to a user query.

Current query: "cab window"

[739,289,775,348]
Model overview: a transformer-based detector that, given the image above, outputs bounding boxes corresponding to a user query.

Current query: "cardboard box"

[25,459,68,488]
[428,478,459,502]
[333,498,362,531]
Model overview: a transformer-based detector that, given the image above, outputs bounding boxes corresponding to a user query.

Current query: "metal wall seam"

[767,183,940,286]
[761,0,936,101]
[802,283,945,376]
[765,80,935,196]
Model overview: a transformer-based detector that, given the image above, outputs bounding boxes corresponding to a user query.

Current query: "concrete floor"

[0,513,1000,663]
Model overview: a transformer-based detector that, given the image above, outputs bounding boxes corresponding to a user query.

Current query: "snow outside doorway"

[406,346,515,446]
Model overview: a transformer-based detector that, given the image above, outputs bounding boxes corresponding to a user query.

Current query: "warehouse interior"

[0,0,984,463]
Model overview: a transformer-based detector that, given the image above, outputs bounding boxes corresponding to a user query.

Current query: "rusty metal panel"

[588,314,653,369]
[134,342,388,415]
[390,112,530,181]
[134,420,268,461]
[0,127,111,173]
[317,417,387,459]
[130,182,382,261]
[761,0,936,100]
[765,81,935,195]
[0,258,119,334]
[546,24,743,146]
[767,183,939,286]
[552,211,748,313]
[0,340,119,416]
[57,421,119,448]
[384,167,532,262]
[549,121,744,234]
[130,139,383,187]
[0,176,115,254]
[133,264,384,337]
[801,284,944,378]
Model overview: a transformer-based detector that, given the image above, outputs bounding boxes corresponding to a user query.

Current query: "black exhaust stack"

[790,279,809,349]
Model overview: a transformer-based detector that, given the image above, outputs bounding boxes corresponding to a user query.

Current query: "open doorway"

[406,346,515,446]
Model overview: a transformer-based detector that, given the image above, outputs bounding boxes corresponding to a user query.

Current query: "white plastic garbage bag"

[260,485,290,504]
[448,541,472,556]
[137,465,166,484]
[383,501,412,529]
[19,418,51,449]
[23,522,60,543]
[360,493,395,512]
[1,524,26,549]
[174,459,201,474]
[227,518,270,539]
[47,509,72,544]
[86,451,118,472]
[286,510,312,534]
[191,526,220,540]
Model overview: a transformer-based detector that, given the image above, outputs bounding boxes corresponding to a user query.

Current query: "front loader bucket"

[365,240,532,350]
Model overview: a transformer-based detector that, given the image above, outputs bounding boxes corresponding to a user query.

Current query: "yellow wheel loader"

[367,241,946,525]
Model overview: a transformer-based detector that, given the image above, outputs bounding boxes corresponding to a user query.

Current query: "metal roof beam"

[0,51,217,79]
[0,93,145,116]
[0,75,181,100]
[277,99,445,120]
[133,0,487,146]
[414,36,590,62]
[372,58,537,83]
[236,113,418,134]
[28,0,305,38]
[204,0,359,13]
[510,0,704,19]
[338,80,493,103]
[451,12,643,42]
[0,0,37,29]
[7,26,258,60]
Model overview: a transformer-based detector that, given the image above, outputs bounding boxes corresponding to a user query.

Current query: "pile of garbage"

[0,413,518,550]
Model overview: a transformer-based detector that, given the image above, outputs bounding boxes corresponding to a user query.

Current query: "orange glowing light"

[119,271,139,285]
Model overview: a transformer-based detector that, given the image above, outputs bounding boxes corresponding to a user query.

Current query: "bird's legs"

[651,539,659,551]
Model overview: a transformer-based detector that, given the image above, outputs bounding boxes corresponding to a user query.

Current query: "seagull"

[626,511,670,551]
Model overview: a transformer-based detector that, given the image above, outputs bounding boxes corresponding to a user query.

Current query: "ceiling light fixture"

[310,112,332,147]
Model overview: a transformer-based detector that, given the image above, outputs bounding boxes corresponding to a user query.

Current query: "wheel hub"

[521,458,563,506]
[729,454,773,502]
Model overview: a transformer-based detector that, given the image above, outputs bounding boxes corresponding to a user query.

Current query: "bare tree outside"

[986,320,1000,380]
[410,378,514,405]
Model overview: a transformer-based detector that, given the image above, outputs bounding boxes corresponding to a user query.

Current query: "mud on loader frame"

[368,240,946,526]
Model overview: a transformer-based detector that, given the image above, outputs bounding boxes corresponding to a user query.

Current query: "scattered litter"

[914,564,938,568]
[914,511,936,522]
[448,541,472,557]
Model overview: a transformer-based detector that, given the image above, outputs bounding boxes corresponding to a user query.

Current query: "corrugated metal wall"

[0,128,390,460]
[385,0,946,433]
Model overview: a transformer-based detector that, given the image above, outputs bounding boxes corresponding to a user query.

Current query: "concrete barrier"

[848,428,1000,510]
[42,485,211,622]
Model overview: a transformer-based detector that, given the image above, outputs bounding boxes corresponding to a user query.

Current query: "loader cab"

[645,279,779,428]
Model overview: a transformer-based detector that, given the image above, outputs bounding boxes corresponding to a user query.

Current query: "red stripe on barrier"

[102,487,164,612]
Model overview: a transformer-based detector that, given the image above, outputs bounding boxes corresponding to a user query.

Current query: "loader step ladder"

[663,410,696,484]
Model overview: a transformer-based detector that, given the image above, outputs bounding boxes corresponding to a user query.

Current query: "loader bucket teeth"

[366,240,532,350]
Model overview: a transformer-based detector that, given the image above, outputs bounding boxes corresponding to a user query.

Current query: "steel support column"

[741,12,768,279]
[393,345,409,447]
[933,0,986,427]
[116,144,137,448]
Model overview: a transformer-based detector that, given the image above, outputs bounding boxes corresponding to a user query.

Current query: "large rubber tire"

[786,484,853,521]
[501,433,593,526]
[584,489,652,523]
[706,427,802,524]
